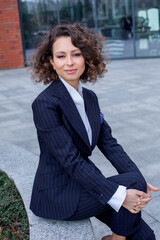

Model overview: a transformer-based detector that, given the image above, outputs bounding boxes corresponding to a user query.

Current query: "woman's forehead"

[53,36,80,53]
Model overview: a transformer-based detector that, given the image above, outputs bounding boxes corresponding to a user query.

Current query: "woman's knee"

[139,227,156,240]
[128,172,147,193]
[107,172,147,193]
[146,230,156,240]
[129,219,156,240]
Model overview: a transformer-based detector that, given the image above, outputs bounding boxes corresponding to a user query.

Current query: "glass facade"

[135,0,160,57]
[19,0,160,60]
[96,0,134,58]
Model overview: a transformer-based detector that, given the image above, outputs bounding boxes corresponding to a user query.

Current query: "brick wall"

[0,0,25,69]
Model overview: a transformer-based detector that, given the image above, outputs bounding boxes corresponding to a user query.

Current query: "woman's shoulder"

[82,86,98,101]
[82,86,97,96]
[32,82,59,108]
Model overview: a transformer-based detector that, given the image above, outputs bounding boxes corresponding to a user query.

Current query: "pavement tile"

[0,93,8,101]
[142,211,156,225]
[0,119,22,127]
[144,195,160,222]
[150,221,160,240]
[0,109,25,118]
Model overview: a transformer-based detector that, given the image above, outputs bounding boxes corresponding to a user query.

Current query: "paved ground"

[0,58,160,239]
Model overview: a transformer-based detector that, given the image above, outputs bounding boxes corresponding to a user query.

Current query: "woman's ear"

[50,57,55,69]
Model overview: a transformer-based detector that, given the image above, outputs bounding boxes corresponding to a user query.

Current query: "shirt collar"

[59,76,83,97]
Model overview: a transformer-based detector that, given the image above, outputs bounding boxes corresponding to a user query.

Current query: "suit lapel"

[83,88,101,149]
[49,81,91,149]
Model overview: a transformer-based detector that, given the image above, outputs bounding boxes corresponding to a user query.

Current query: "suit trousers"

[65,172,156,240]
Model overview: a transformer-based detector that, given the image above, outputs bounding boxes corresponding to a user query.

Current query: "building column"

[0,0,25,69]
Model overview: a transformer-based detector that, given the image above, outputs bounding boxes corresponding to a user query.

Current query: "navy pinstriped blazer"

[30,80,141,220]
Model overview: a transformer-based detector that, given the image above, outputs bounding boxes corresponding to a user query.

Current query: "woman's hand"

[122,189,151,214]
[123,184,160,214]
[135,183,160,210]
[147,183,160,194]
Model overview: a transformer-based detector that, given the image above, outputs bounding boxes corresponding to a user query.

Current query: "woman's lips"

[65,69,77,74]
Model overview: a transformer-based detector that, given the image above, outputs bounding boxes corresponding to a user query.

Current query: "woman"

[29,23,159,240]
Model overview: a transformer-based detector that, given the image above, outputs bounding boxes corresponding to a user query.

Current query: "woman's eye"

[74,53,81,57]
[57,55,65,58]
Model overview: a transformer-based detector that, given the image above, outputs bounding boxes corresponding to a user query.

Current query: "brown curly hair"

[29,23,107,85]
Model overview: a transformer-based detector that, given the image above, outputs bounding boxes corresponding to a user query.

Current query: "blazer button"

[100,194,103,198]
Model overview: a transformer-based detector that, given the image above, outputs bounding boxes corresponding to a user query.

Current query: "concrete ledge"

[0,139,95,240]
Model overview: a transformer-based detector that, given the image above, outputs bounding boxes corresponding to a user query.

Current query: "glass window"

[20,0,160,61]
[135,0,160,57]
[20,0,58,59]
[20,0,95,61]
[96,0,134,59]
[58,0,94,28]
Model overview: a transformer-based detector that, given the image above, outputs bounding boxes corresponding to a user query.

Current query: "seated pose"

[29,23,159,240]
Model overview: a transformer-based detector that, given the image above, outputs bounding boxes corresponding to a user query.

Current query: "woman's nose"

[67,56,73,66]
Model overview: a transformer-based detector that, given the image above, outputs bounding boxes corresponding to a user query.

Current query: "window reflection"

[58,0,94,28]
[96,0,134,58]
[20,0,160,60]
[20,0,58,59]
[135,0,160,57]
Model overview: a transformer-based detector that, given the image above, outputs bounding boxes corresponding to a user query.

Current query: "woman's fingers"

[135,195,152,211]
[124,184,160,214]
[139,196,152,202]
[147,183,160,192]
[131,209,141,214]
[136,202,149,208]
[137,196,152,206]
[134,198,151,211]
[123,189,147,213]
[136,205,146,210]
[135,190,148,199]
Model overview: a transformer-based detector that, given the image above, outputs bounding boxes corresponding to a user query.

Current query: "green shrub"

[0,170,29,239]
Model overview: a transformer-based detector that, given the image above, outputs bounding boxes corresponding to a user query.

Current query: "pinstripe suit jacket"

[30,80,140,220]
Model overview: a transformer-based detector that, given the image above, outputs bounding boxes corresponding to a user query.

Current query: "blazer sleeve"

[97,119,142,175]
[32,97,119,205]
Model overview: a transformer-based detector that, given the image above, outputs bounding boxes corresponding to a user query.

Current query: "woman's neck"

[59,76,80,91]
[67,80,79,90]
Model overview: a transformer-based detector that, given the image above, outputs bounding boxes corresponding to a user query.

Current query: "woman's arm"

[96,118,160,212]
[97,119,142,175]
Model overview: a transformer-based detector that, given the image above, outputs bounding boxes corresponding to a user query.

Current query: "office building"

[0,0,160,69]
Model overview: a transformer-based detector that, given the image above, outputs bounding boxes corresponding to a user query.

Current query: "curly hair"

[28,23,107,85]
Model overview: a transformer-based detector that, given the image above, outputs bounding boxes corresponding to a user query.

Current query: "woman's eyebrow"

[55,51,65,54]
[55,49,80,54]
[71,49,80,52]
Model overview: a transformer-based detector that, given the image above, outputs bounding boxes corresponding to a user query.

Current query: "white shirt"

[60,77,92,145]
[60,77,126,212]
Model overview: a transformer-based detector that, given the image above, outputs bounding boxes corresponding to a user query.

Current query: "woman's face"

[50,36,85,86]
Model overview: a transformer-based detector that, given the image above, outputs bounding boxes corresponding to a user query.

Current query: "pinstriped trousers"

[65,172,156,240]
